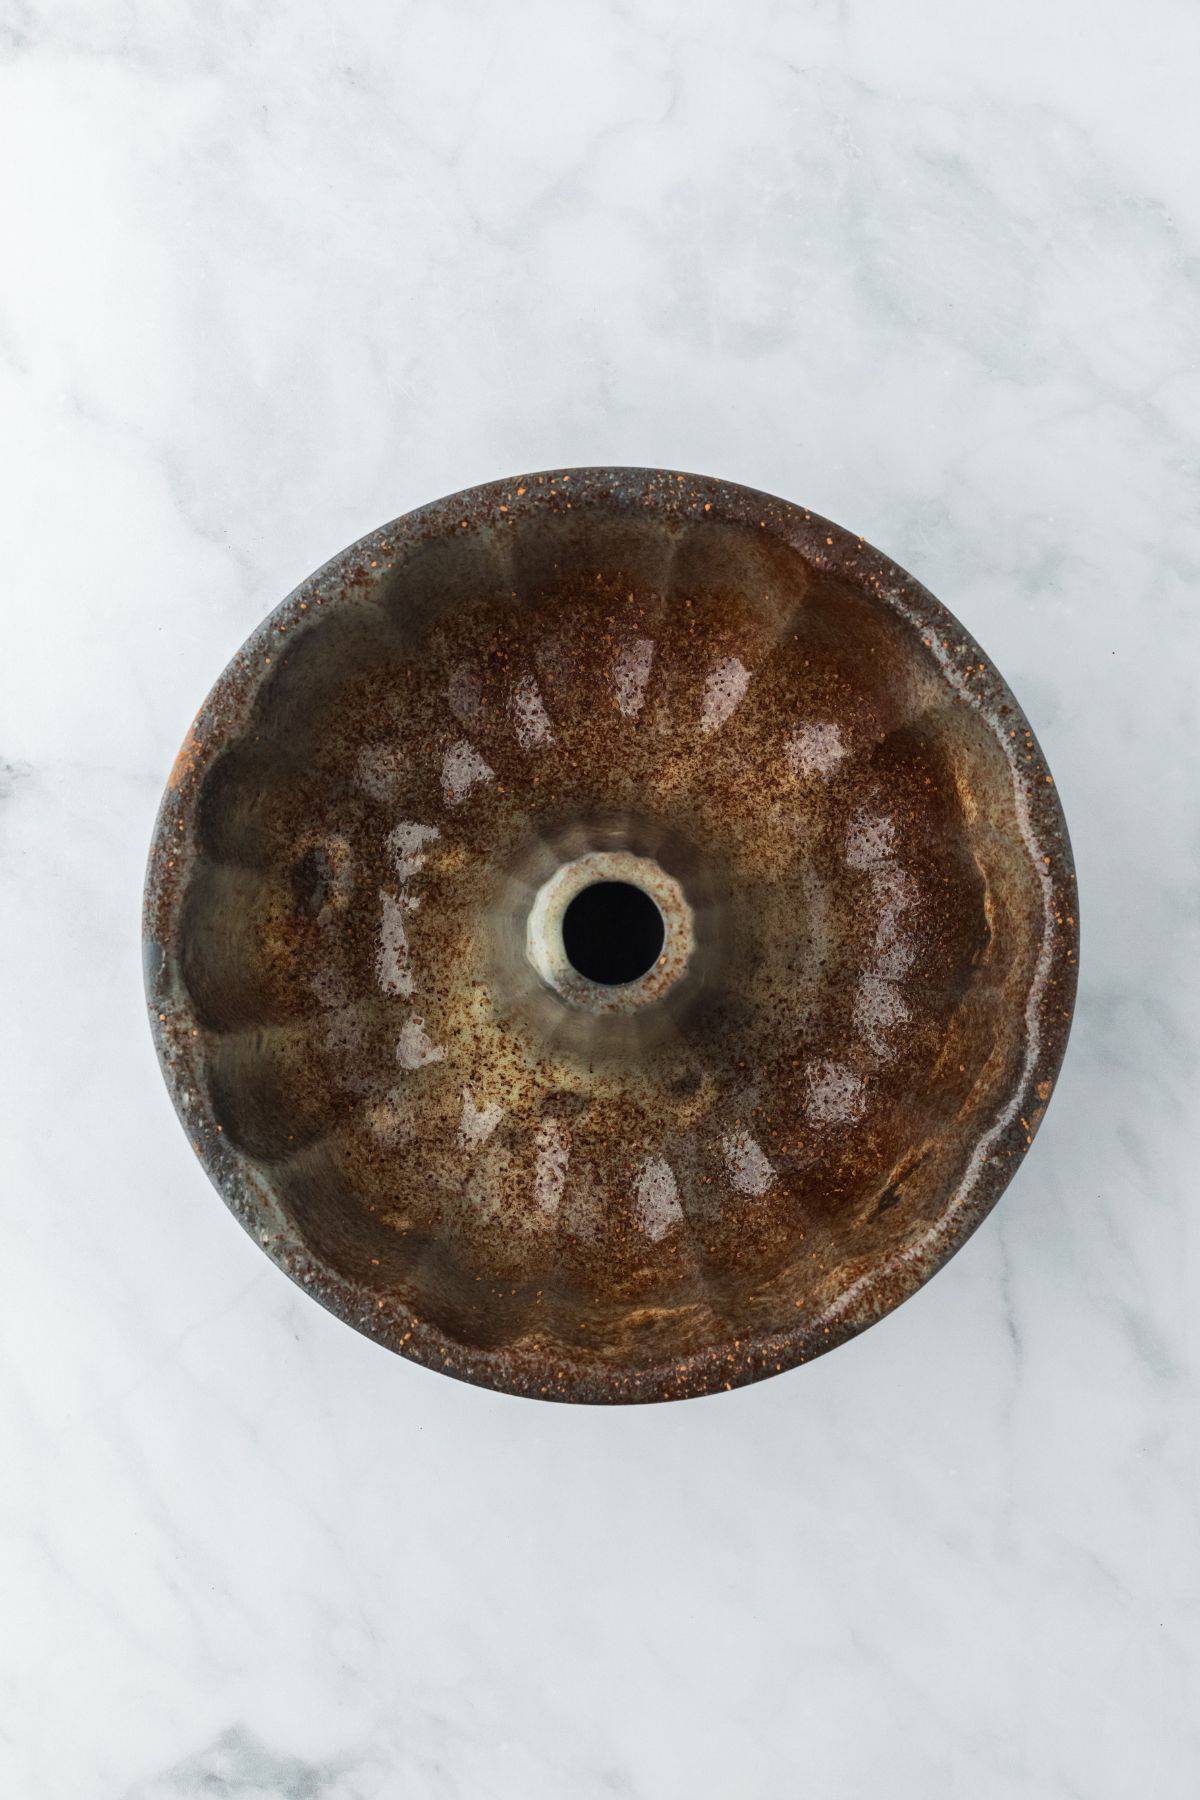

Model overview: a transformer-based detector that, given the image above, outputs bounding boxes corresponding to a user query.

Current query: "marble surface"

[2,1,1198,1794]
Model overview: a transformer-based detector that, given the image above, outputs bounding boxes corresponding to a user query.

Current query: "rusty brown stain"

[167,724,203,791]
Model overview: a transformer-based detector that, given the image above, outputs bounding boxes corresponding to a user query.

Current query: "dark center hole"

[561,881,665,985]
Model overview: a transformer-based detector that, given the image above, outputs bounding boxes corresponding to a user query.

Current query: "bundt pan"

[144,468,1078,1403]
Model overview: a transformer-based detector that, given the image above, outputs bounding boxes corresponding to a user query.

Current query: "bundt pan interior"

[144,468,1078,1402]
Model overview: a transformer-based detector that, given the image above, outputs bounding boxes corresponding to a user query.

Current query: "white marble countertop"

[2,2,1198,1795]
